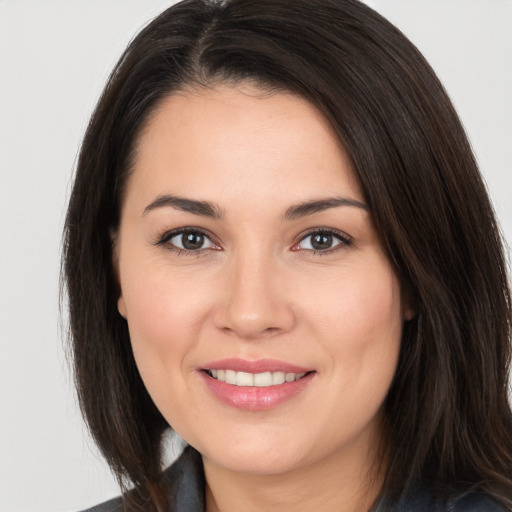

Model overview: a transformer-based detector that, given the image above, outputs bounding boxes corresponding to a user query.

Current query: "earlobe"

[404,306,416,322]
[401,283,417,322]
[403,298,417,321]
[118,296,127,319]
[110,229,126,319]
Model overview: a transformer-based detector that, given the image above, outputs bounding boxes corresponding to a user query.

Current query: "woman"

[63,0,512,510]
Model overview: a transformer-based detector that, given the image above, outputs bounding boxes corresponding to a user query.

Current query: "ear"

[118,296,127,319]
[401,282,417,322]
[111,228,127,319]
[403,304,416,322]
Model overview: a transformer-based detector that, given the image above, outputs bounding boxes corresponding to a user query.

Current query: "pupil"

[312,233,332,250]
[182,233,204,250]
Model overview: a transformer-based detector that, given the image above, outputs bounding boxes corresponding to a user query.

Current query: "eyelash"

[154,227,220,256]
[154,227,352,256]
[292,228,352,255]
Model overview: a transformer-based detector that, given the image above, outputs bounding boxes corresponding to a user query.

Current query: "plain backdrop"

[0,1,511,511]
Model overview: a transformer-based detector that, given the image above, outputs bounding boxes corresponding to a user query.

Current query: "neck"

[203,423,387,512]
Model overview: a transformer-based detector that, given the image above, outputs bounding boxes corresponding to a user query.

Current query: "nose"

[212,250,296,340]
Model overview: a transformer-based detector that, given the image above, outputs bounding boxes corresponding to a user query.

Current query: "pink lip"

[197,358,316,411]
[201,358,310,374]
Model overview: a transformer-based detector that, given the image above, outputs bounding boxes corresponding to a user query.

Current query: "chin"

[192,431,308,476]
[207,449,303,476]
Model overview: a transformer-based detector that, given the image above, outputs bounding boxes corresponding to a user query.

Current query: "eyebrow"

[143,194,224,218]
[143,194,368,220]
[283,197,368,220]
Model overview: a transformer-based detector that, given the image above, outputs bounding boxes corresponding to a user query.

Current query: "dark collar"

[81,446,505,512]
[161,445,205,512]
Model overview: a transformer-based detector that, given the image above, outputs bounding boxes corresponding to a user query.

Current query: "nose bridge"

[214,243,294,339]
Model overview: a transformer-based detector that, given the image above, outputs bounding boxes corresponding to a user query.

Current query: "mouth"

[204,369,309,387]
[198,359,316,410]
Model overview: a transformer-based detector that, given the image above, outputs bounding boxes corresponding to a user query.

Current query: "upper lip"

[200,358,312,374]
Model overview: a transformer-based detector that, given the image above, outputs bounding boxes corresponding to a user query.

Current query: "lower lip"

[199,371,316,411]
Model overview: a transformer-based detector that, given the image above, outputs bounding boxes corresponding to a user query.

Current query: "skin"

[115,84,412,512]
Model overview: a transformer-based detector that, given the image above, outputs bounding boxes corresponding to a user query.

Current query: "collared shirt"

[81,446,506,512]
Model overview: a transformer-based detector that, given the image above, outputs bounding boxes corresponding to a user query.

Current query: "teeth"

[272,372,285,385]
[254,372,272,387]
[208,369,306,387]
[225,370,236,384]
[236,371,254,386]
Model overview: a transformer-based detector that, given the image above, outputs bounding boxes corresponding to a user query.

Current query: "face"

[116,84,409,477]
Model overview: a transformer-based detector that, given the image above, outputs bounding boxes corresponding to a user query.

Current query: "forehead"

[126,84,362,210]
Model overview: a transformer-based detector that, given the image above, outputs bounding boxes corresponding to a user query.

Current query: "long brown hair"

[63,0,512,510]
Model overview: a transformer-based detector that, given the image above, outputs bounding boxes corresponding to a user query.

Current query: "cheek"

[120,265,211,382]
[299,265,403,442]
[307,262,403,379]
[344,272,402,342]
[120,269,216,434]
[303,258,402,326]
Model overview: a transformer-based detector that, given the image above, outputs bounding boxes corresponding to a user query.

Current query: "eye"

[292,229,351,253]
[156,228,220,253]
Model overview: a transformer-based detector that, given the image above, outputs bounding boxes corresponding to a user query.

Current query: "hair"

[63,0,512,510]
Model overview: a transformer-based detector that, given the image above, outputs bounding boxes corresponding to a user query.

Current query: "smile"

[206,369,307,387]
[199,359,316,410]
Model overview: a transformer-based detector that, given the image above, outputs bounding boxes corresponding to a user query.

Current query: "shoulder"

[78,445,205,512]
[448,491,508,512]
[376,487,508,512]
[78,496,123,512]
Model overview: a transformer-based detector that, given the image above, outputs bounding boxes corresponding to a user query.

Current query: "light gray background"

[1,1,511,511]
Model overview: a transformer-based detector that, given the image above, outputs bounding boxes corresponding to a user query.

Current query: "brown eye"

[182,232,205,250]
[166,230,217,251]
[310,233,334,250]
[295,230,350,252]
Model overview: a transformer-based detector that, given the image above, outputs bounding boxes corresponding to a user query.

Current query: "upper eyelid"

[156,226,217,244]
[297,227,351,242]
